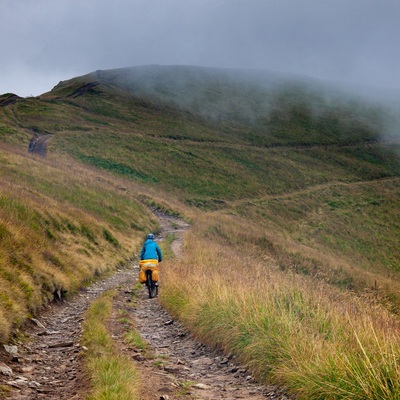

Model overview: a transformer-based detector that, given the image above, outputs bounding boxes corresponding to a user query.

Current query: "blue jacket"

[140,239,162,261]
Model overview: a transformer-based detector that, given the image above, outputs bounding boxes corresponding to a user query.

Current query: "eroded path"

[0,269,134,399]
[0,215,292,399]
[110,215,291,399]
[112,286,290,399]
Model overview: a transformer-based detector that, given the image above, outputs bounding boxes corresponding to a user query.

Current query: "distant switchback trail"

[28,133,51,156]
[228,176,400,208]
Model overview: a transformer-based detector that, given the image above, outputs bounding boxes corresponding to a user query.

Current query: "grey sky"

[1,0,400,97]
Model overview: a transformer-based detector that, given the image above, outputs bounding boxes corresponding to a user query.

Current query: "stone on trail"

[193,383,212,390]
[30,318,46,329]
[3,344,18,354]
[48,341,74,348]
[0,361,12,376]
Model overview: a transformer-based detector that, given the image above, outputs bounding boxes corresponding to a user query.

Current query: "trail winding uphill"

[0,215,292,400]
[28,133,51,156]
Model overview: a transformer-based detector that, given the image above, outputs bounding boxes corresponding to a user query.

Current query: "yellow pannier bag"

[139,269,147,283]
[139,260,159,269]
[151,269,159,282]
[139,259,159,283]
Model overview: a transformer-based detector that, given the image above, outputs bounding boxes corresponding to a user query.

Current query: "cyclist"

[140,234,162,294]
[140,233,162,263]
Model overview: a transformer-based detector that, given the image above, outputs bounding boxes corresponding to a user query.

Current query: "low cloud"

[1,0,400,96]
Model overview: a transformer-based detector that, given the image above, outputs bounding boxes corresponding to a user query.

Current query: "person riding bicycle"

[140,234,162,293]
[140,233,162,263]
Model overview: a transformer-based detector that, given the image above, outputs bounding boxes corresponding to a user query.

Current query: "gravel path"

[0,269,134,399]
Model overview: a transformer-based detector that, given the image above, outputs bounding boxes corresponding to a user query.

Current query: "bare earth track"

[0,269,133,399]
[0,216,292,400]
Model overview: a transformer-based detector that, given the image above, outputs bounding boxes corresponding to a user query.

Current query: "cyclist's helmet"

[147,233,155,240]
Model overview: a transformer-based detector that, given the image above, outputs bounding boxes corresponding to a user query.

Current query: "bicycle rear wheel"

[146,270,157,298]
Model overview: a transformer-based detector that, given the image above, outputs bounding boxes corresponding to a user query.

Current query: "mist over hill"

[48,65,397,139]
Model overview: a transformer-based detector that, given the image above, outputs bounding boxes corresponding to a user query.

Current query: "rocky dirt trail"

[0,268,133,399]
[0,215,292,400]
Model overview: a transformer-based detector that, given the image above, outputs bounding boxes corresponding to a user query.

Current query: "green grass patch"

[102,228,121,248]
[159,232,176,260]
[124,330,147,351]
[82,290,140,400]
[77,154,158,183]
[0,384,11,396]
[0,146,156,342]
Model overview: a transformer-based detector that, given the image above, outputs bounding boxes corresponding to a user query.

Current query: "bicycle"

[139,260,160,299]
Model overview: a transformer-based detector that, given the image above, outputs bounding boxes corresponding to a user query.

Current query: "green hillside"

[1,65,400,399]
[3,66,399,271]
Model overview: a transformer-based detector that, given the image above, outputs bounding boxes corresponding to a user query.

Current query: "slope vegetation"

[0,142,163,340]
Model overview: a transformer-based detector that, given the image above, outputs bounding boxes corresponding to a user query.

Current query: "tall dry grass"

[161,214,400,399]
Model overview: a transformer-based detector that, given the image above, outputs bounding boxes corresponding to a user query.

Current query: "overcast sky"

[1,0,400,97]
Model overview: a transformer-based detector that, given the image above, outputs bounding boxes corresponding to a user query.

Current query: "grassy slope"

[33,67,400,278]
[1,65,400,397]
[0,140,169,341]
